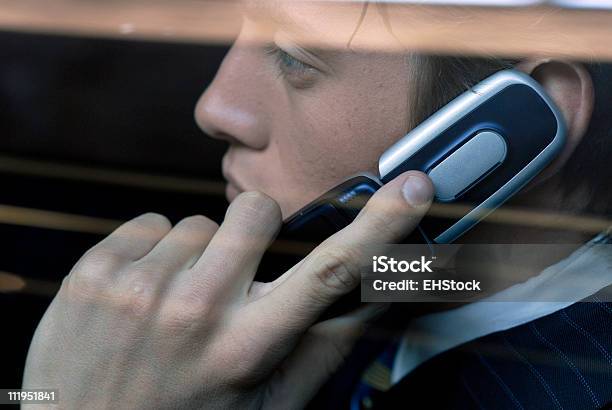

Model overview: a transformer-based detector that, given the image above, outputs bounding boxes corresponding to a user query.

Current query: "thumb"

[255,171,434,334]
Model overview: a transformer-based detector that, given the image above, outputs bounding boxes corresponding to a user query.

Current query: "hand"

[23,171,434,410]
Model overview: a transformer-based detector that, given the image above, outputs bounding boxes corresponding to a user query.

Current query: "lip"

[222,166,246,202]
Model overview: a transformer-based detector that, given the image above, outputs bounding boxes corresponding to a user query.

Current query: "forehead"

[244,0,341,22]
[243,0,357,31]
[242,0,399,50]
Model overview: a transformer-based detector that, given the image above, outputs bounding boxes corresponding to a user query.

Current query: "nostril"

[215,132,242,146]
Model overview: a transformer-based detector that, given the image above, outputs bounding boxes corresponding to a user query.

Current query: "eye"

[276,48,309,72]
[265,45,318,88]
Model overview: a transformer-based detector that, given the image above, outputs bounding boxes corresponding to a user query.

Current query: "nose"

[195,40,270,150]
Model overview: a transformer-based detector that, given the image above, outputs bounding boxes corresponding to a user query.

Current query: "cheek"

[271,80,410,215]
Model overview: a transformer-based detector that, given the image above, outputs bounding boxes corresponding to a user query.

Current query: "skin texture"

[23,1,596,409]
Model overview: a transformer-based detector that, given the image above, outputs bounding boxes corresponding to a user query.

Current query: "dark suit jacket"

[309,286,612,410]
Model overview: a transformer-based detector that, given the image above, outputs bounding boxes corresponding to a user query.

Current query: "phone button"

[428,130,507,202]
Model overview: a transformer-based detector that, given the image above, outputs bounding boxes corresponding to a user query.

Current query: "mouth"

[222,169,245,202]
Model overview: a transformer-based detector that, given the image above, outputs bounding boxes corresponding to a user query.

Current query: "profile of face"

[195,0,594,229]
[195,1,413,217]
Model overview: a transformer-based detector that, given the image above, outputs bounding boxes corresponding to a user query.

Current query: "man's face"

[195,0,413,217]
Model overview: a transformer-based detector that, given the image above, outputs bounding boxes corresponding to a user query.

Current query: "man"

[23,1,612,408]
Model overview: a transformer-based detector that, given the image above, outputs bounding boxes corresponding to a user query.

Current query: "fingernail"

[402,174,433,207]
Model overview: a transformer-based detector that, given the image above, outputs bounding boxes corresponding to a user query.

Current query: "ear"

[515,60,595,184]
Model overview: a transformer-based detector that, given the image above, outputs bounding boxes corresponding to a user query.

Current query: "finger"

[80,213,172,270]
[67,213,172,289]
[250,171,433,335]
[133,215,219,276]
[187,191,282,297]
[263,304,389,409]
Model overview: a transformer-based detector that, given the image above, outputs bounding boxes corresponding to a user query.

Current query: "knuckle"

[121,213,173,240]
[69,249,124,292]
[116,279,158,318]
[157,292,216,331]
[138,212,172,231]
[59,274,71,290]
[81,246,126,268]
[123,213,173,242]
[312,247,362,296]
[65,272,110,305]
